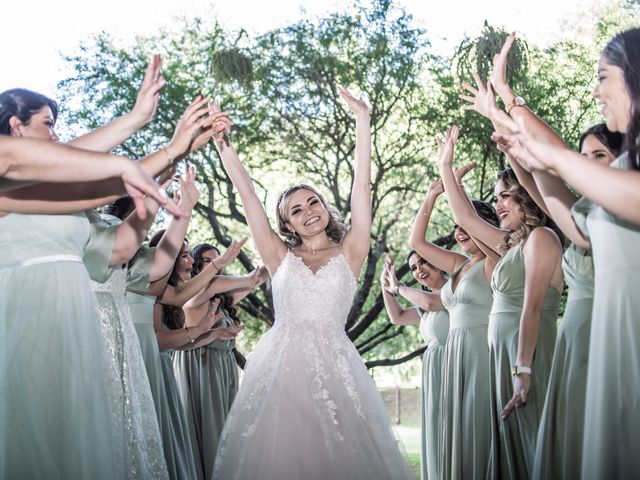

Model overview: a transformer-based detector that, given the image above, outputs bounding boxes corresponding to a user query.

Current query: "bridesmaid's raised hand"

[213,238,248,270]
[454,162,476,183]
[426,177,444,200]
[130,54,166,127]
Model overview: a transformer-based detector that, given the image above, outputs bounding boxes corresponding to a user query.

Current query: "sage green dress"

[173,306,240,479]
[420,308,450,480]
[440,260,493,480]
[532,243,593,480]
[0,213,120,479]
[488,241,560,480]
[126,281,202,480]
[571,153,640,479]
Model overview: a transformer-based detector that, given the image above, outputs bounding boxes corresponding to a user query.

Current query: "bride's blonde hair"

[276,184,346,248]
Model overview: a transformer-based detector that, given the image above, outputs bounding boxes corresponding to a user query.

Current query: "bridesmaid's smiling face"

[408,253,443,290]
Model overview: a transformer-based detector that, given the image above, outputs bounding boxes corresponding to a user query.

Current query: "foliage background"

[56,0,638,381]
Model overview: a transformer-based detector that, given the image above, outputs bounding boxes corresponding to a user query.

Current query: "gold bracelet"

[160,146,174,166]
[184,326,195,344]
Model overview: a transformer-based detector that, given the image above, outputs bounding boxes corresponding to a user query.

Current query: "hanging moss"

[454,21,529,89]
[210,47,253,86]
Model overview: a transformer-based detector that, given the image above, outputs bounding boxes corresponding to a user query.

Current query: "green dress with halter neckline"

[571,152,640,479]
[439,259,493,480]
[487,241,560,480]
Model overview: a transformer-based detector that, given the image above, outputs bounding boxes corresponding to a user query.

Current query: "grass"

[382,387,423,479]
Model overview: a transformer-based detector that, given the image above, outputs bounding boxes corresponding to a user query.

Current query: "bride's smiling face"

[283,188,330,237]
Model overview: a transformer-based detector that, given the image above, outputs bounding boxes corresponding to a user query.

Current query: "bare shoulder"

[525,227,563,256]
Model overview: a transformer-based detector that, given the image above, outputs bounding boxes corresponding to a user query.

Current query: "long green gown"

[571,152,640,479]
[173,305,240,479]
[0,213,120,479]
[488,241,560,480]
[126,266,202,480]
[439,259,493,480]
[420,308,450,480]
[532,243,593,480]
[85,212,169,479]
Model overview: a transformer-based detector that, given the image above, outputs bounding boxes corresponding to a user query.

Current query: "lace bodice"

[271,252,357,333]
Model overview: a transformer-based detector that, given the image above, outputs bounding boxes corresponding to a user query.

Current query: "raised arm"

[336,86,372,274]
[386,261,443,312]
[514,131,640,225]
[153,239,245,306]
[409,177,468,274]
[153,298,224,351]
[68,55,165,152]
[211,103,286,274]
[438,126,508,253]
[379,265,422,326]
[0,98,228,216]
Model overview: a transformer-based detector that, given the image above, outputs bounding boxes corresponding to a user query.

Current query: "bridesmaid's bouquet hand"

[502,373,531,419]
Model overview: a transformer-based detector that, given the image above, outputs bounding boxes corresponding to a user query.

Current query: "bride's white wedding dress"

[213,251,412,480]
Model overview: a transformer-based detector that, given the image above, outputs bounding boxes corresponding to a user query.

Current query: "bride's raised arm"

[337,86,372,274]
[211,103,287,275]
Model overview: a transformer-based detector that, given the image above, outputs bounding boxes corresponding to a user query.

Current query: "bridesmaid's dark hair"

[602,28,640,169]
[191,243,240,325]
[406,250,446,292]
[102,196,135,220]
[0,88,58,135]
[578,123,624,157]
[150,229,187,330]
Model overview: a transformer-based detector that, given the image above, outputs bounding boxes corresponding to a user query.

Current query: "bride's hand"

[338,85,370,119]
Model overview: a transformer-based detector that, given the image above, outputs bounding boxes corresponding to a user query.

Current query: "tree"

[57,0,628,369]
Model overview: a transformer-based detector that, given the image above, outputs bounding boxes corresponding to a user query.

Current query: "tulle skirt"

[0,260,120,479]
[213,324,413,480]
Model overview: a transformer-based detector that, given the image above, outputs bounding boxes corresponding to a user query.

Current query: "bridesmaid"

[173,243,267,478]
[0,73,186,478]
[380,253,449,480]
[127,231,243,480]
[463,33,625,479]
[409,172,500,480]
[503,28,640,479]
[437,125,563,480]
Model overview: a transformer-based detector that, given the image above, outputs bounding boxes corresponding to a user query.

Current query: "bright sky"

[2,0,589,98]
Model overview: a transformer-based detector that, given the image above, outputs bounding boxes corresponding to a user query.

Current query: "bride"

[211,88,412,480]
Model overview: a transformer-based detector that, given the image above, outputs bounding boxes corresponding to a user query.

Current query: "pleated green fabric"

[488,242,560,480]
[420,309,449,480]
[126,291,202,480]
[173,308,240,479]
[571,153,640,479]
[440,260,493,480]
[532,243,593,480]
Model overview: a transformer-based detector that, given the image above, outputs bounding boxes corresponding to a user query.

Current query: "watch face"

[515,96,526,106]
